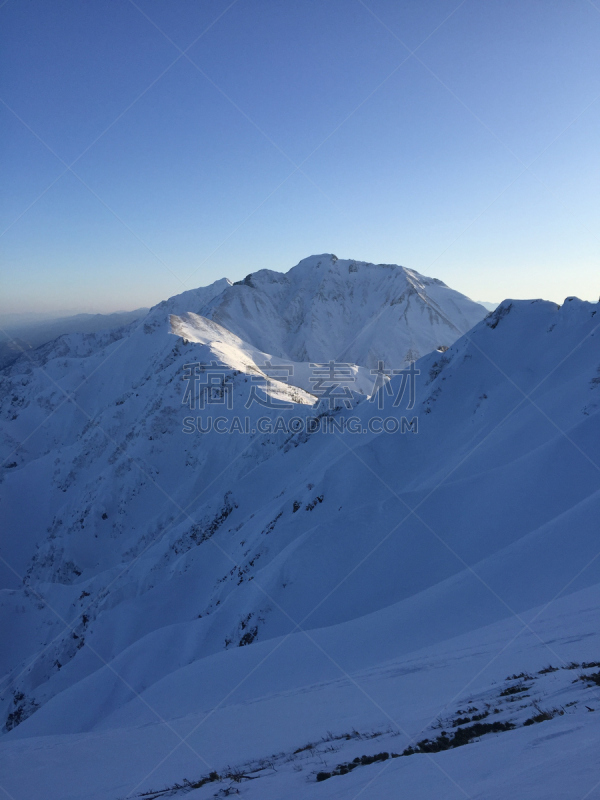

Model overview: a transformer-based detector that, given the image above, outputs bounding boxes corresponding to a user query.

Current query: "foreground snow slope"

[0,257,598,798]
[2,584,600,800]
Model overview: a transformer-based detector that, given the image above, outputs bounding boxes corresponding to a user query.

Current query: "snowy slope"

[2,585,600,800]
[0,263,599,798]
[169,312,376,397]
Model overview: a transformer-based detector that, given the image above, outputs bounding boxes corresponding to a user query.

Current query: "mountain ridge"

[1,259,598,800]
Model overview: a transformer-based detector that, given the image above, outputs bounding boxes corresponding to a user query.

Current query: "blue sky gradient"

[1,0,599,313]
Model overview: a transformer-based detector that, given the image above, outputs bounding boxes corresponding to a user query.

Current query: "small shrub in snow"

[499,682,531,697]
[523,705,564,726]
[505,672,532,681]
[314,752,393,782]
[305,495,323,511]
[579,670,600,686]
[403,720,515,755]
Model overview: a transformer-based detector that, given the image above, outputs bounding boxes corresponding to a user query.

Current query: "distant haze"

[0,308,148,368]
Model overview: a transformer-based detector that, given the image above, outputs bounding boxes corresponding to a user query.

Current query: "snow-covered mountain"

[1,258,599,800]
[201,254,487,368]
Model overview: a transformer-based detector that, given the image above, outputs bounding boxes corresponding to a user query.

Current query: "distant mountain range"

[1,257,598,800]
[0,308,149,369]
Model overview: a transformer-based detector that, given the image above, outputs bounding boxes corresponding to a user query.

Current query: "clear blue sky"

[1,0,599,314]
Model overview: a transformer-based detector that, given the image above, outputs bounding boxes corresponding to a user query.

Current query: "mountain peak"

[196,255,487,368]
